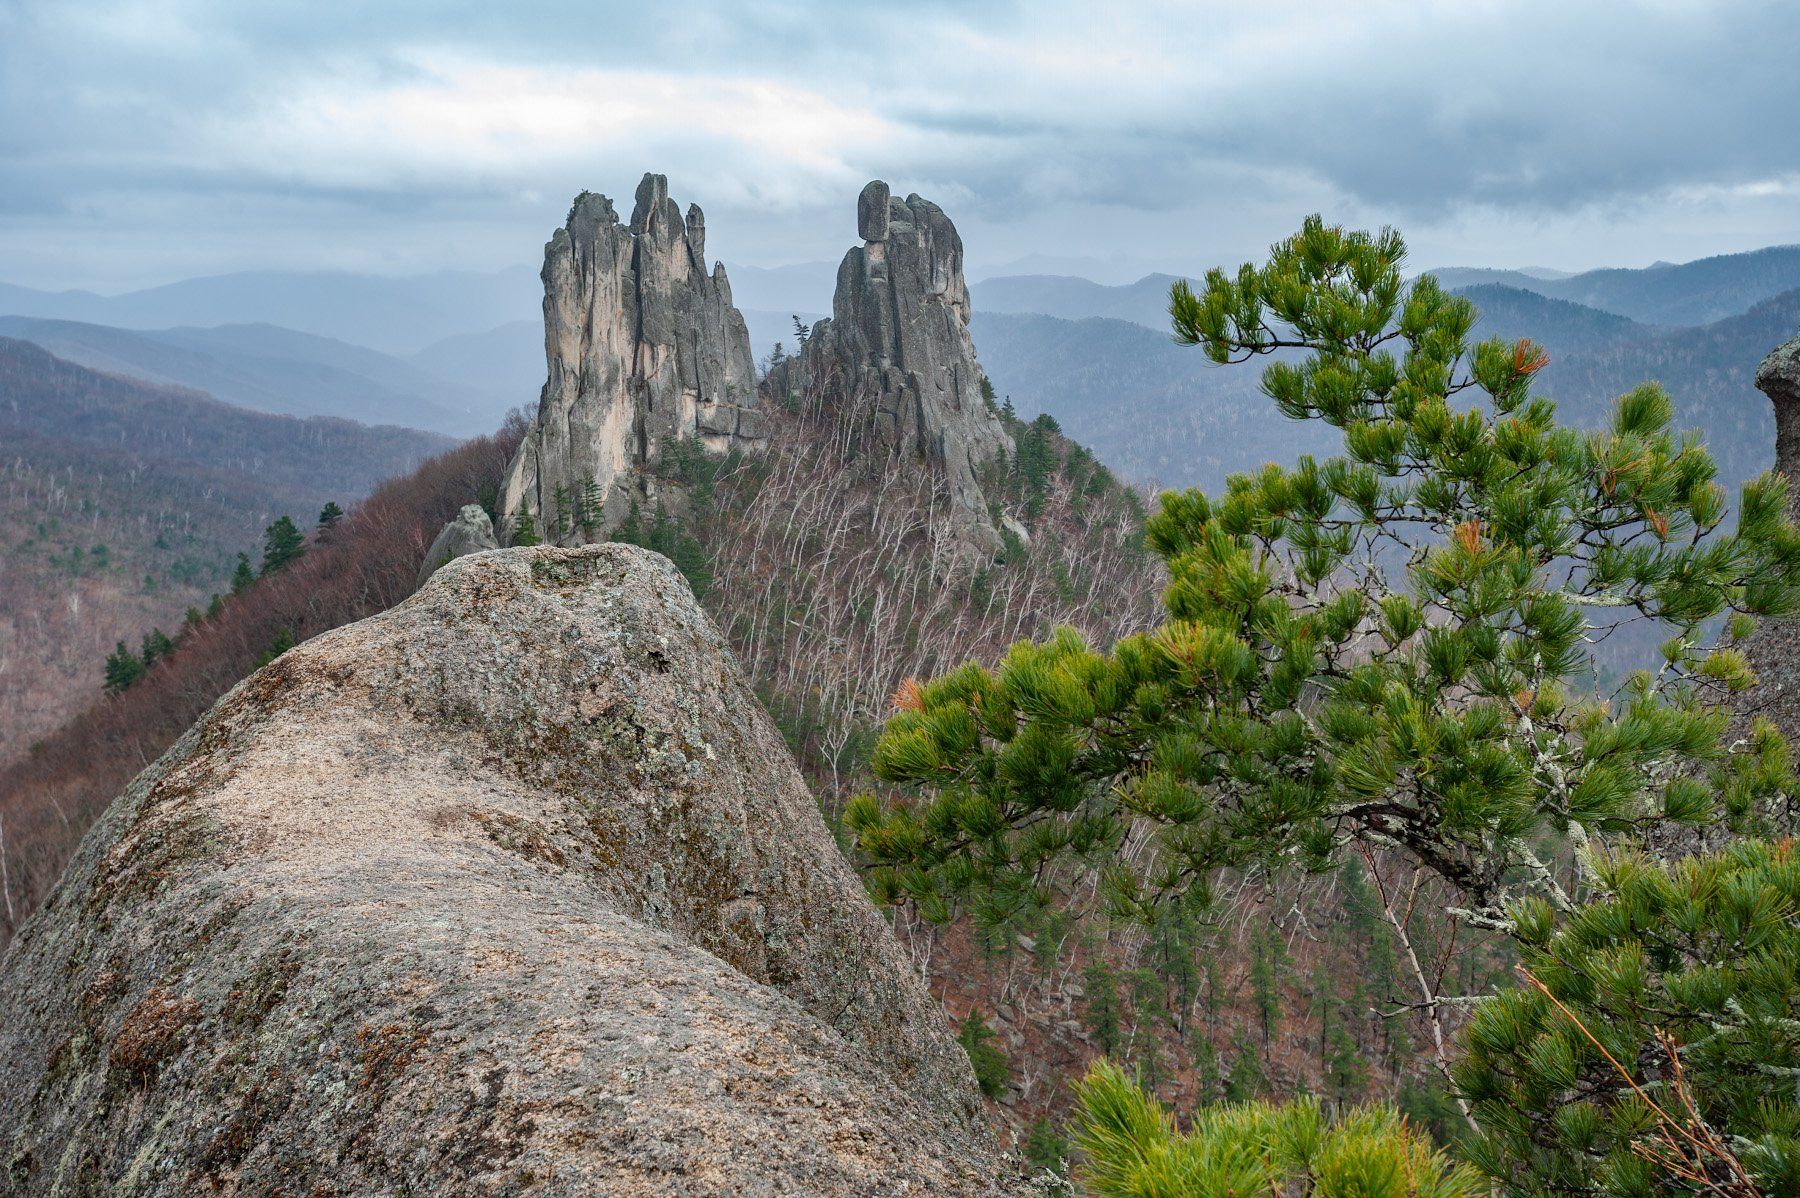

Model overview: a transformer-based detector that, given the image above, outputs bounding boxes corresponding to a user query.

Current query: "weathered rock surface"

[501,175,764,544]
[416,503,499,588]
[0,544,1014,1196]
[1741,331,1800,740]
[768,182,1013,554]
[1757,331,1800,511]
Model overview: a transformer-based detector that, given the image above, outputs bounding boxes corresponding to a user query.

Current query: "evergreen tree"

[230,553,255,595]
[1456,841,1799,1196]
[849,215,1800,938]
[317,501,344,531]
[103,641,144,694]
[206,592,226,619]
[511,508,542,547]
[1083,957,1124,1054]
[255,626,296,669]
[955,1009,1010,1099]
[140,628,174,669]
[1072,1059,1482,1198]
[259,515,305,575]
[791,315,810,346]
[1223,1033,1267,1101]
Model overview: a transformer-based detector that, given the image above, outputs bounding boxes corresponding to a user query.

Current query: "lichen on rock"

[0,544,1016,1196]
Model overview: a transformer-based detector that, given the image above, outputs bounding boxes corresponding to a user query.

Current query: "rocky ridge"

[500,175,766,544]
[769,181,1014,554]
[0,544,1015,1196]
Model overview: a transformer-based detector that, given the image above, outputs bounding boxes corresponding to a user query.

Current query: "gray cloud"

[2,0,1797,291]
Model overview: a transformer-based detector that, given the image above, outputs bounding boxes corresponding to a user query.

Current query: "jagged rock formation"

[768,181,1013,554]
[0,544,1014,1196]
[415,502,499,588]
[501,176,766,544]
[1746,331,1800,740]
[1758,332,1800,512]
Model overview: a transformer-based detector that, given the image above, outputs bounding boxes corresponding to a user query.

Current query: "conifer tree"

[317,501,344,531]
[1072,1059,1483,1198]
[230,553,255,595]
[259,515,305,575]
[511,509,541,547]
[103,641,144,694]
[849,215,1800,938]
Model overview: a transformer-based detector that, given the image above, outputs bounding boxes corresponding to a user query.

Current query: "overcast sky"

[4,0,1799,292]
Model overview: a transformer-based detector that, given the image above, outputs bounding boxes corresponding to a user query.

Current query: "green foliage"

[1456,840,1800,1196]
[511,508,542,547]
[254,626,296,669]
[1021,1115,1071,1176]
[103,641,144,694]
[139,627,174,669]
[1084,956,1125,1054]
[1072,1058,1484,1198]
[611,500,713,600]
[317,501,344,531]
[956,1009,1010,1099]
[259,515,305,576]
[230,552,255,594]
[847,216,1800,937]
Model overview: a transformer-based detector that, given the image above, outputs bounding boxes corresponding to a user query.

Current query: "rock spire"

[500,175,766,544]
[769,181,1013,553]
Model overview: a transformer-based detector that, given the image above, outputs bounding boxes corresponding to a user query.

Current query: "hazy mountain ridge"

[0,266,540,357]
[0,337,454,760]
[0,316,510,435]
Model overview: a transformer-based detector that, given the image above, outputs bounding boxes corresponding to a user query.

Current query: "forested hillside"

[0,338,453,760]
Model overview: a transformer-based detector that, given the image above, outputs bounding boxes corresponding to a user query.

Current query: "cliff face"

[1744,331,1800,741]
[0,544,1013,1196]
[500,176,765,544]
[770,182,1013,554]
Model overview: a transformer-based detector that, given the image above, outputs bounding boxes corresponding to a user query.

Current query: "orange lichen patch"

[110,986,203,1083]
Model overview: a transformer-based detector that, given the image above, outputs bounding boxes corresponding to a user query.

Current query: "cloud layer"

[4,0,1798,290]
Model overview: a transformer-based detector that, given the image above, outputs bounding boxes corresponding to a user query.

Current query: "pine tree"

[1072,1060,1482,1198]
[317,501,344,530]
[848,215,1800,937]
[259,515,305,575]
[955,1009,1010,1099]
[255,626,296,669]
[791,315,810,346]
[206,592,225,619]
[1083,957,1124,1054]
[103,641,144,694]
[140,628,173,668]
[230,553,255,595]
[511,509,542,547]
[1455,841,1799,1196]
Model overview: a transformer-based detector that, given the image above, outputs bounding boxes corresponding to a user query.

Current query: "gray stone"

[500,176,763,544]
[857,180,891,243]
[0,544,1015,1196]
[1757,332,1800,515]
[767,183,1013,554]
[415,503,499,589]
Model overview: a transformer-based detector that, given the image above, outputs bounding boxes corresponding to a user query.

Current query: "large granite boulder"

[0,545,1014,1196]
[768,182,1013,555]
[500,176,765,545]
[415,502,499,589]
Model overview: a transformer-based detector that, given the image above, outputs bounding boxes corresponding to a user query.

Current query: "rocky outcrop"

[768,182,1012,554]
[501,176,765,545]
[1757,332,1800,516]
[1744,331,1800,738]
[0,545,1014,1196]
[415,503,499,588]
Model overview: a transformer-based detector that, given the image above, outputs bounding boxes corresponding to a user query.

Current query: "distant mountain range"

[1,239,1795,494]
[0,337,453,758]
[0,266,539,357]
[0,317,509,435]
